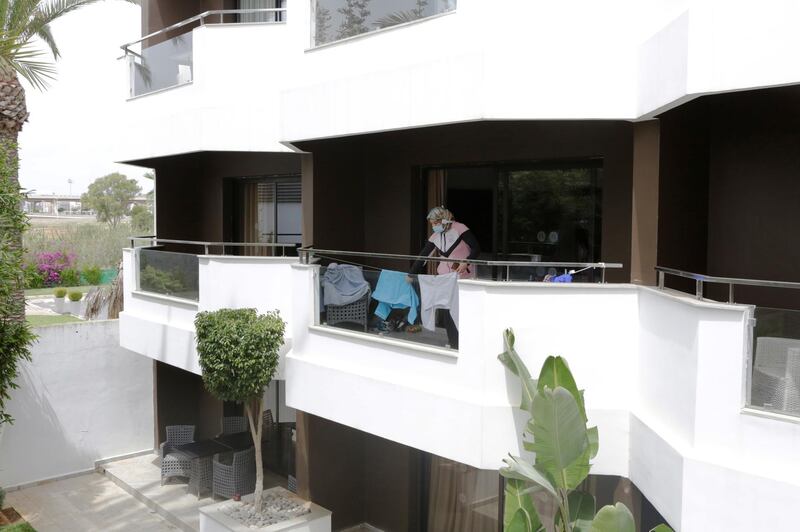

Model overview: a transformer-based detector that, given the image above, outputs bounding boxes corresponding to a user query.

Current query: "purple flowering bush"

[32,251,76,287]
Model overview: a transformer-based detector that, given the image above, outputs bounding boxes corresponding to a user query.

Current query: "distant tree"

[337,0,370,39]
[81,172,141,227]
[314,5,332,44]
[130,204,153,234]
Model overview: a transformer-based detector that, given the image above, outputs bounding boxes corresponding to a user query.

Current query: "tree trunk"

[0,72,29,323]
[245,395,265,511]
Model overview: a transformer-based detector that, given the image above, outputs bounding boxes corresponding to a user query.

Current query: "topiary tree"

[195,308,285,511]
[499,329,672,532]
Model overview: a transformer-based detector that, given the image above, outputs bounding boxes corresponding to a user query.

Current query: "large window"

[423,161,603,280]
[312,0,456,46]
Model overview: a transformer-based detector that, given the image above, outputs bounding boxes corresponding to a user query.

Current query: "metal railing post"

[695,279,704,300]
[657,270,665,290]
[728,283,735,304]
[601,266,606,284]
[204,244,209,255]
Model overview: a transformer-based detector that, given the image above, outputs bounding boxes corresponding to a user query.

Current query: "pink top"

[428,222,476,278]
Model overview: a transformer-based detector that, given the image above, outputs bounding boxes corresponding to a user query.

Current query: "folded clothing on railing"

[372,270,419,325]
[418,273,459,332]
[323,263,370,306]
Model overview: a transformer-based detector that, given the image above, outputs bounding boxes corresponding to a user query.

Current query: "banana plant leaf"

[504,478,545,532]
[498,328,538,411]
[591,503,635,532]
[529,386,589,489]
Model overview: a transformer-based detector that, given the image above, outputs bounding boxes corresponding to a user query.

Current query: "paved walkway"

[6,473,178,531]
[25,296,61,316]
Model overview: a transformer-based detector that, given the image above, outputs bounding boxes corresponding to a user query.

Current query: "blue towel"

[372,270,419,324]
[552,273,573,283]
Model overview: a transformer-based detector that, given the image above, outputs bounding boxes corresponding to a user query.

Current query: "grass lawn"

[0,523,37,531]
[24,285,98,297]
[26,315,82,327]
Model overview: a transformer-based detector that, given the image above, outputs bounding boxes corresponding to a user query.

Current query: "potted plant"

[53,287,67,314]
[66,290,83,316]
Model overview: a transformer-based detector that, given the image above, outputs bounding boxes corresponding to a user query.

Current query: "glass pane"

[749,307,800,416]
[503,167,602,267]
[313,0,457,46]
[238,0,285,22]
[276,181,303,245]
[318,265,455,349]
[427,455,499,532]
[138,248,199,300]
[130,32,193,97]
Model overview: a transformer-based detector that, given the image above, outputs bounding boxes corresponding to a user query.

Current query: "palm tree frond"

[0,0,10,32]
[0,41,56,90]
[34,22,58,59]
[7,0,39,34]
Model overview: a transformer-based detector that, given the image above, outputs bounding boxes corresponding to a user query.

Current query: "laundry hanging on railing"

[418,273,459,332]
[322,263,370,306]
[372,270,419,324]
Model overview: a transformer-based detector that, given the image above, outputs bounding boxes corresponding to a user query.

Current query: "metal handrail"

[655,266,800,303]
[121,8,287,53]
[130,236,296,256]
[299,247,622,283]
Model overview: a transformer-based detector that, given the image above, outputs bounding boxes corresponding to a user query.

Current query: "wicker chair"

[221,415,248,435]
[212,446,256,499]
[326,290,370,331]
[160,424,195,485]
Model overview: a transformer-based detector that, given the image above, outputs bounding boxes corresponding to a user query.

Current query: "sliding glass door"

[423,161,603,279]
[231,176,302,255]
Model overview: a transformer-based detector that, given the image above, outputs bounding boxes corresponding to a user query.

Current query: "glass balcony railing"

[304,248,622,351]
[122,7,287,98]
[137,248,200,301]
[655,266,800,418]
[127,33,193,98]
[750,307,800,416]
[312,0,456,46]
[131,237,299,302]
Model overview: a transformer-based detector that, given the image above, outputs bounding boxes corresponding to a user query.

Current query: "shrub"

[23,263,44,289]
[33,251,76,286]
[67,291,82,302]
[59,268,80,287]
[24,223,131,270]
[81,265,102,286]
[53,288,67,298]
[0,486,5,508]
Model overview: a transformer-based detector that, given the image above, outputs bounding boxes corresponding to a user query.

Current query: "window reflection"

[313,0,456,46]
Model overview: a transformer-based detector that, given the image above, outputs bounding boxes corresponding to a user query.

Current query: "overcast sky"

[18,2,147,197]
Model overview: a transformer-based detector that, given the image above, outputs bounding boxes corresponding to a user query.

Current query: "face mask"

[432,224,445,234]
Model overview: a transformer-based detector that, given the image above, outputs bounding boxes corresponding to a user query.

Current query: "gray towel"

[323,263,369,306]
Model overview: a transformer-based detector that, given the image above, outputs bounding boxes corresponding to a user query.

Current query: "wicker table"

[175,433,255,497]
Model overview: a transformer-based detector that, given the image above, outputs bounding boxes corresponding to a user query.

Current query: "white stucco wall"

[114,0,800,161]
[0,320,154,489]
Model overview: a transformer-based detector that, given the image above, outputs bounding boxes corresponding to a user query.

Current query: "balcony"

[116,7,297,163]
[118,241,800,529]
[119,239,298,375]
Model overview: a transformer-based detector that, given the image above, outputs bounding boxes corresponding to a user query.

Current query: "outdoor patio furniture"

[212,446,257,499]
[326,290,370,331]
[160,424,195,485]
[174,432,255,497]
[220,415,247,435]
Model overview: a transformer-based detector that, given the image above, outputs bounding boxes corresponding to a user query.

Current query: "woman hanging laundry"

[411,207,481,348]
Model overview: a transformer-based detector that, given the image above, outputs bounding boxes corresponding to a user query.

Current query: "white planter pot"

[67,299,82,316]
[53,297,66,314]
[199,487,331,532]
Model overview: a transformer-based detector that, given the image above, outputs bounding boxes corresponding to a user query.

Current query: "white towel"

[418,273,459,332]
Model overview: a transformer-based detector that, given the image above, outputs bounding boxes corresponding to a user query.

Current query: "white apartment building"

[116,1,800,530]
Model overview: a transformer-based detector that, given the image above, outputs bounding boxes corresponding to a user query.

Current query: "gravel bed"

[220,492,311,529]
